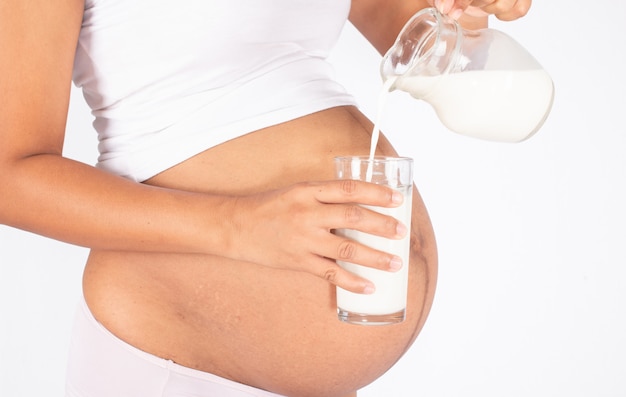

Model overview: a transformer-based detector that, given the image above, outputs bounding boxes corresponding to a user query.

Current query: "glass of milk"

[381,8,555,142]
[334,156,413,326]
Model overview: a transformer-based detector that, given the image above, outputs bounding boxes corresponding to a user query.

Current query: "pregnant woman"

[0,0,530,396]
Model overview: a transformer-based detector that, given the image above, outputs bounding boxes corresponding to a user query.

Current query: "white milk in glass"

[335,186,412,317]
[395,69,554,142]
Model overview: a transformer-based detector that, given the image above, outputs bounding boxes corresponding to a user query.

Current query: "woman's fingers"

[323,229,404,271]
[227,180,409,293]
[318,202,407,239]
[491,0,532,21]
[307,229,405,295]
[305,255,377,294]
[301,181,408,264]
[432,0,457,15]
[312,179,404,208]
[431,0,531,21]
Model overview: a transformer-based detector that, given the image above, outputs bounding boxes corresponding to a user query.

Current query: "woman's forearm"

[349,0,432,55]
[0,154,229,255]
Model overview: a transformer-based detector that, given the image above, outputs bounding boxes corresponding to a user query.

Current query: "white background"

[1,1,625,396]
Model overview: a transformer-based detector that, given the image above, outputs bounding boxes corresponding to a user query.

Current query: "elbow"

[0,155,45,229]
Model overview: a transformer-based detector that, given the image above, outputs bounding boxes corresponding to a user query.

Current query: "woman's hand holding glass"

[223,180,407,295]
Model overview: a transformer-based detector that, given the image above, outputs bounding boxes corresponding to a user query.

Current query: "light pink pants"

[65,297,285,397]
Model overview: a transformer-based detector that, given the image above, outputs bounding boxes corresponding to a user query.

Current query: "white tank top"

[73,0,356,182]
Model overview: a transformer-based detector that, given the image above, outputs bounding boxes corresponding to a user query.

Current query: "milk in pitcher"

[395,69,554,142]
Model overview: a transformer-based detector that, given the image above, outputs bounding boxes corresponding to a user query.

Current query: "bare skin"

[84,106,438,396]
[0,0,531,396]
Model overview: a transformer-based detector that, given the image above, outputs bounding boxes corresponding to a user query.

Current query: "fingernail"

[363,284,376,295]
[389,256,403,271]
[396,222,408,238]
[435,0,453,15]
[392,191,404,205]
[450,8,464,20]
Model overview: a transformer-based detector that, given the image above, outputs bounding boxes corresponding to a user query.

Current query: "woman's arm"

[349,0,432,55]
[349,0,531,55]
[0,0,406,294]
[0,0,225,255]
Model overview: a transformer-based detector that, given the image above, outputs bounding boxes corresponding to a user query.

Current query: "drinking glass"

[334,156,413,325]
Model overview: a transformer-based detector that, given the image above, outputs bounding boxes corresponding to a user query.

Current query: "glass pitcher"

[381,7,554,142]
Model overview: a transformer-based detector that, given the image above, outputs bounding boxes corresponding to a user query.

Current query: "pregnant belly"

[83,107,438,396]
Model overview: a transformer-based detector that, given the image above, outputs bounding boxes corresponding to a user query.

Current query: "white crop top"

[73,0,357,182]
